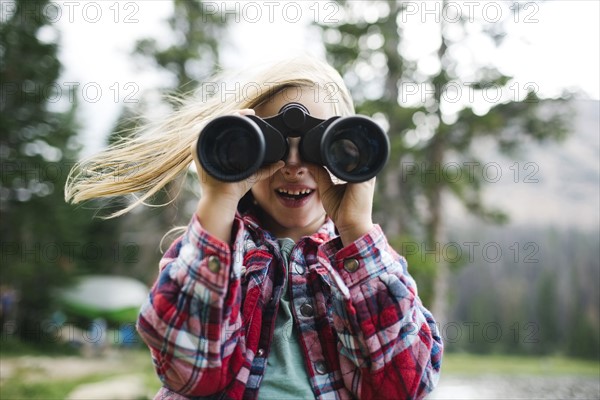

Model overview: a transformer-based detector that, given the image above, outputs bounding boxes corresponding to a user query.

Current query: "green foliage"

[1,0,74,337]
[0,0,121,341]
[568,313,600,360]
[446,226,600,359]
[534,271,560,350]
[0,337,79,357]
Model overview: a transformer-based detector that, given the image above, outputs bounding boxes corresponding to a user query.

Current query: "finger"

[306,164,335,195]
[346,176,376,192]
[344,177,376,201]
[236,108,256,116]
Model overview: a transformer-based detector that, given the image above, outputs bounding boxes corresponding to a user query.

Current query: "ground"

[0,350,599,399]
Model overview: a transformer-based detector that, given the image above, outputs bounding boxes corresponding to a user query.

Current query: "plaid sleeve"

[318,225,443,400]
[136,214,247,396]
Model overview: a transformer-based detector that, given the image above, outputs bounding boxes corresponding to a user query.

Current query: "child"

[66,57,442,399]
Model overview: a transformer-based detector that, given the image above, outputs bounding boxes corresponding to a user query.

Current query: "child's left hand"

[308,165,375,246]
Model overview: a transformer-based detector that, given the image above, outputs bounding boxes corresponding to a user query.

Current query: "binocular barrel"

[197,103,389,183]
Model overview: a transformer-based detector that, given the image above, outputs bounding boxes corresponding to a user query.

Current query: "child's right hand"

[190,109,284,243]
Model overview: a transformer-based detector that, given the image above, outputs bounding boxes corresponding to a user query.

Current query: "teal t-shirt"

[259,238,314,399]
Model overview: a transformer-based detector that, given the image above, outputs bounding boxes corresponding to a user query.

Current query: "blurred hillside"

[447,98,599,231]
[442,98,599,358]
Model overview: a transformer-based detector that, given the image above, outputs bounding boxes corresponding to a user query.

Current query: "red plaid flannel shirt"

[137,211,443,399]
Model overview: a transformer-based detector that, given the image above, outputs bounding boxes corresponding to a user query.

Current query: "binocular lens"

[198,117,265,182]
[328,136,363,173]
[215,130,256,172]
[322,117,389,183]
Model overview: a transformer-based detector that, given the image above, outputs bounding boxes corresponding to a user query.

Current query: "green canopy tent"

[58,275,149,324]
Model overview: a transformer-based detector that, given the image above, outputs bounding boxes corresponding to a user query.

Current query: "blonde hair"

[65,56,355,217]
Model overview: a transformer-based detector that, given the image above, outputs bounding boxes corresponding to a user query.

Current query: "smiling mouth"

[276,188,314,200]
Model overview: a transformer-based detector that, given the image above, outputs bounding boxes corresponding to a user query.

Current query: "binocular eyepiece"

[197,103,389,183]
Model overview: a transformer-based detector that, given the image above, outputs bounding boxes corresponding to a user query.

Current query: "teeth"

[277,188,313,195]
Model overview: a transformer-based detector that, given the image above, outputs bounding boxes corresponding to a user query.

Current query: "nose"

[282,138,306,178]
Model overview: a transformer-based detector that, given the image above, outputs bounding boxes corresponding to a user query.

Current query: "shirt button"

[256,348,265,357]
[294,263,305,275]
[207,255,221,273]
[344,258,360,273]
[300,303,314,317]
[315,360,327,375]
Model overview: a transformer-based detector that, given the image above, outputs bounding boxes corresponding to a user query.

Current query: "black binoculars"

[196,103,389,183]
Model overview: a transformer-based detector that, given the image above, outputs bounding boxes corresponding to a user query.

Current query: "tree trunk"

[427,134,449,326]
[379,0,403,236]
[430,7,451,324]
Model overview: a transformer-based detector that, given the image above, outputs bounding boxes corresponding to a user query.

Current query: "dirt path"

[66,374,150,400]
[1,354,128,383]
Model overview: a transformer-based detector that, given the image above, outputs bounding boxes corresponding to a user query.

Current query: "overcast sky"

[44,0,599,155]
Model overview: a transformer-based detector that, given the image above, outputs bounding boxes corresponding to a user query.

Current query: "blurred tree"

[450,227,599,358]
[103,0,229,282]
[534,270,560,352]
[0,0,120,340]
[316,0,570,317]
[132,0,225,95]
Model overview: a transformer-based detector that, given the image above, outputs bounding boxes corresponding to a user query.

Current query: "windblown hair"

[65,57,355,217]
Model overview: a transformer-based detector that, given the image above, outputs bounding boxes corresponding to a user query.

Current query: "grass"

[0,346,161,400]
[0,373,120,400]
[0,338,80,357]
[442,352,600,376]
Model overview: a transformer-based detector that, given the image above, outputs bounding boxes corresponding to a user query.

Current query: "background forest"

[1,0,598,398]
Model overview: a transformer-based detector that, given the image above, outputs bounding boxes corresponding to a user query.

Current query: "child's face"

[251,87,335,240]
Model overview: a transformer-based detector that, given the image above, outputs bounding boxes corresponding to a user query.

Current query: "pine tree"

[0,0,116,340]
[316,1,570,316]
